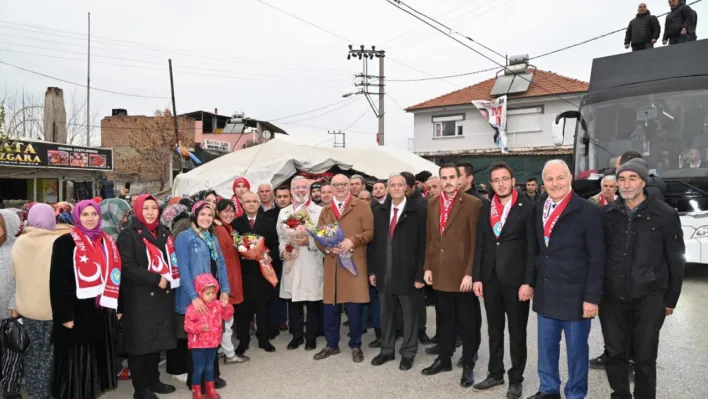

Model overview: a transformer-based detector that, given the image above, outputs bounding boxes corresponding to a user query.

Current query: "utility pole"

[168,59,179,141]
[86,12,91,146]
[329,130,346,148]
[347,45,385,146]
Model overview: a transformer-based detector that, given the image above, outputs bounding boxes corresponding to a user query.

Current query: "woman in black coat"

[49,200,119,399]
[117,194,178,399]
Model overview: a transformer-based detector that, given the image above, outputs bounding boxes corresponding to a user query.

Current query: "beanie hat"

[617,158,649,182]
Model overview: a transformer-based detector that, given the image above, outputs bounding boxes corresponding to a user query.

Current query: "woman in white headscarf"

[0,209,22,399]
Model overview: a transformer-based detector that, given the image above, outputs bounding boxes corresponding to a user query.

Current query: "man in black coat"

[471,163,536,399]
[231,192,280,355]
[624,3,661,51]
[662,0,697,45]
[368,174,427,371]
[527,159,604,399]
[601,159,685,399]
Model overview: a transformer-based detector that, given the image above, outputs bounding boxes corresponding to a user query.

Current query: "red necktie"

[249,219,255,229]
[389,207,399,238]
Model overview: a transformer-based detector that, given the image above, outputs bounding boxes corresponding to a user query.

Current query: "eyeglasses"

[332,183,349,188]
[491,176,511,184]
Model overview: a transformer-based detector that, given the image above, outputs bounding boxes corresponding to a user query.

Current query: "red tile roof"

[406,69,588,112]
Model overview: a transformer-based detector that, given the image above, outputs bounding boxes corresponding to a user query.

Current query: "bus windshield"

[574,89,708,178]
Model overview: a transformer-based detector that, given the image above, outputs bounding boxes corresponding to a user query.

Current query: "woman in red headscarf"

[117,194,179,399]
[231,177,250,218]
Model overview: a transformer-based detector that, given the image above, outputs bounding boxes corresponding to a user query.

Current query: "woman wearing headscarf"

[49,200,120,399]
[169,201,230,390]
[117,194,178,399]
[101,198,132,240]
[11,204,58,399]
[213,199,246,364]
[231,177,250,218]
[0,209,22,399]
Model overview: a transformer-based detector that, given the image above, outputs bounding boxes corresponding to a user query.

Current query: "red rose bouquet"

[281,211,310,273]
[234,233,278,287]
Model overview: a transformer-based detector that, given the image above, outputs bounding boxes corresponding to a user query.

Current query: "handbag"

[1,317,30,354]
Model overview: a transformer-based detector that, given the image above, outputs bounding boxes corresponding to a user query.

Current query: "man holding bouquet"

[232,192,280,355]
[313,174,374,363]
[422,163,483,389]
[276,177,324,351]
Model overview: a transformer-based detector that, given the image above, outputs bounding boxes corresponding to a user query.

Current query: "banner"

[0,138,114,171]
[202,139,231,153]
[472,95,508,153]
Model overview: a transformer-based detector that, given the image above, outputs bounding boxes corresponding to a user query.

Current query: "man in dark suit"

[421,163,483,388]
[527,160,604,399]
[457,161,487,202]
[472,162,536,399]
[368,174,427,371]
[232,192,281,355]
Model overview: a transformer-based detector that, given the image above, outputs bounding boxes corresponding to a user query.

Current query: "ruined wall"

[43,87,67,143]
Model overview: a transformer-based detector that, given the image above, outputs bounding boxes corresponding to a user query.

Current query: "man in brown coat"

[422,163,483,389]
[313,174,374,363]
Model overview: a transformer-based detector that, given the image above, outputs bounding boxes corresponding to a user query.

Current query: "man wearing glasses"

[471,162,536,399]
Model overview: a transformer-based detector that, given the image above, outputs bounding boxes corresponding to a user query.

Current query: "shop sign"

[0,138,114,171]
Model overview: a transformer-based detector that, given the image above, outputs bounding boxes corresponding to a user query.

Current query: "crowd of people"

[0,150,684,399]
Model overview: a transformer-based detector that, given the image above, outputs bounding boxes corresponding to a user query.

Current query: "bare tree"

[1,88,100,146]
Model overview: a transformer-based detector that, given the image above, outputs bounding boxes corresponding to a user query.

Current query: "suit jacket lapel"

[499,201,523,238]
[445,195,464,232]
[340,197,356,219]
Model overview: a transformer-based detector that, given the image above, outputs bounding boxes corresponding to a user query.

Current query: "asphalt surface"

[105,267,708,399]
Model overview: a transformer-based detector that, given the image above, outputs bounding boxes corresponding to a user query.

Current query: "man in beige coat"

[422,163,483,389]
[313,174,373,363]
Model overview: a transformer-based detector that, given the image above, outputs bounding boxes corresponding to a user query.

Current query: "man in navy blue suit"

[526,160,605,399]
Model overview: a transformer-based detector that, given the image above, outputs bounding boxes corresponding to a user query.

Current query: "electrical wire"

[282,97,362,124]
[266,98,356,122]
[386,93,407,111]
[0,59,168,99]
[388,66,497,82]
[341,108,371,131]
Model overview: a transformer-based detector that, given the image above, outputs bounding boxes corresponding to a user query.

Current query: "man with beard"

[369,174,427,371]
[457,162,486,201]
[231,177,251,218]
[277,177,324,351]
[527,160,604,399]
[601,159,684,399]
[320,182,334,206]
[313,174,373,363]
[472,162,535,399]
[425,177,442,200]
[415,171,433,196]
[421,163,483,389]
[232,192,281,355]
[275,186,292,209]
[349,175,365,197]
[258,183,277,211]
[372,181,387,205]
[310,182,323,206]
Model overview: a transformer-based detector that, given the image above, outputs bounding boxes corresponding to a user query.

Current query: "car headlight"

[693,226,708,238]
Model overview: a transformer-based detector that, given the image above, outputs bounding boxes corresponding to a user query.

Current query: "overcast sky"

[2,0,705,150]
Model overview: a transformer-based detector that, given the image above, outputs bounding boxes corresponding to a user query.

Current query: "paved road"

[105,267,708,399]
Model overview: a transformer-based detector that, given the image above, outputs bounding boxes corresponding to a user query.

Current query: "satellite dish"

[261,130,273,140]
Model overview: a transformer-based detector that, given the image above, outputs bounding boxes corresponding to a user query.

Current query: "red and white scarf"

[490,189,518,238]
[292,198,311,213]
[439,189,459,235]
[141,232,180,288]
[542,193,573,247]
[231,196,244,218]
[599,194,617,207]
[331,193,352,220]
[70,229,122,310]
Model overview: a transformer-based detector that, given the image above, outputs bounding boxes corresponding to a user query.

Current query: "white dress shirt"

[390,197,406,223]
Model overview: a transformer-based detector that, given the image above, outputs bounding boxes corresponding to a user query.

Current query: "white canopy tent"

[172,138,439,197]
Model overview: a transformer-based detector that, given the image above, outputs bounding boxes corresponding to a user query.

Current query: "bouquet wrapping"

[234,234,278,287]
[305,222,357,276]
[281,212,311,274]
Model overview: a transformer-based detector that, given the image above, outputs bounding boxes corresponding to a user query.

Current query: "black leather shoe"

[150,381,176,394]
[418,331,432,345]
[133,390,157,399]
[425,344,440,355]
[430,334,440,344]
[472,376,504,391]
[460,366,475,388]
[589,351,609,369]
[305,338,317,351]
[287,337,304,350]
[399,357,414,371]
[507,382,523,399]
[214,376,227,389]
[352,348,364,363]
[259,341,276,352]
[421,358,452,375]
[368,338,381,348]
[235,344,248,356]
[526,392,561,399]
[313,346,341,360]
[371,353,395,366]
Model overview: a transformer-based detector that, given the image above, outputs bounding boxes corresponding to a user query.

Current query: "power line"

[388,66,497,82]
[266,98,355,122]
[280,97,362,124]
[0,59,168,99]
[386,93,406,111]
[342,108,370,131]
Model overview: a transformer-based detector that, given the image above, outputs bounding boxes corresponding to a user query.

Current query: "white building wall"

[412,96,581,154]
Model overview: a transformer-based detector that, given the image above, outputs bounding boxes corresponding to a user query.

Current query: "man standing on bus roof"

[624,3,661,51]
[662,0,697,45]
[601,158,685,399]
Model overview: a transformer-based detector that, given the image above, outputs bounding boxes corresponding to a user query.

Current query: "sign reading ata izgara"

[0,138,114,171]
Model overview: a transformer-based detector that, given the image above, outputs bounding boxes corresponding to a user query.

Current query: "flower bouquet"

[305,221,357,276]
[281,212,311,273]
[234,233,278,287]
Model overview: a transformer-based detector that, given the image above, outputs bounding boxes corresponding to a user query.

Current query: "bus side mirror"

[552,119,565,146]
